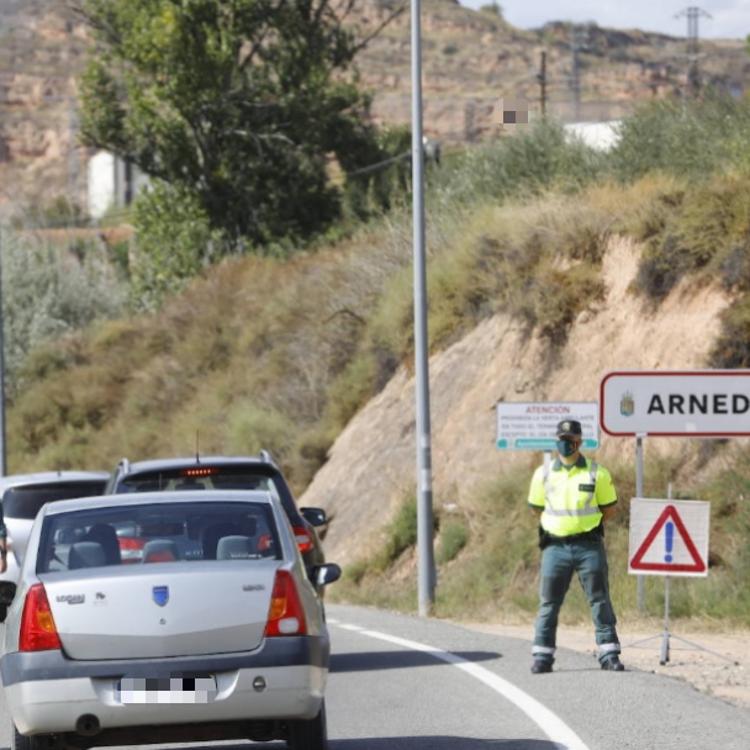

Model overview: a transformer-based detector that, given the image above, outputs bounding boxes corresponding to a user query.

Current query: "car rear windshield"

[117,467,283,502]
[2,481,107,520]
[37,501,282,573]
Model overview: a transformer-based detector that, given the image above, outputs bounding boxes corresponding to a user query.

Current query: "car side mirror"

[315,563,341,587]
[300,507,327,527]
[300,507,329,540]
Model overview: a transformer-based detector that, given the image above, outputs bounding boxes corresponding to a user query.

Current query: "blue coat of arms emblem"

[152,586,169,607]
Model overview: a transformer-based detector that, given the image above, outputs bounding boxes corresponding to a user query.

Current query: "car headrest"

[142,539,179,563]
[83,523,121,565]
[216,535,255,560]
[69,541,106,570]
[201,519,257,558]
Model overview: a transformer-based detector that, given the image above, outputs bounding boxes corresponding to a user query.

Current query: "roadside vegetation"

[4,93,750,624]
[334,450,750,625]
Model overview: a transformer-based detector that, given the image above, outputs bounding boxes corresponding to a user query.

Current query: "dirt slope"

[300,236,729,564]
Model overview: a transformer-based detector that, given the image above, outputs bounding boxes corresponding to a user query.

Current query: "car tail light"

[292,525,313,554]
[118,537,146,563]
[265,570,307,637]
[181,467,218,477]
[20,584,61,652]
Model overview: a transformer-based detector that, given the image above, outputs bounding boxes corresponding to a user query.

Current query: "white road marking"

[332,622,590,750]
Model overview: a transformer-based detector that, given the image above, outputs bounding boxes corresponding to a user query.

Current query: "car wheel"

[0,604,7,623]
[287,701,328,750]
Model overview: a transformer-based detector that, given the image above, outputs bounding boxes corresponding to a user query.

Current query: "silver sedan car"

[0,491,340,750]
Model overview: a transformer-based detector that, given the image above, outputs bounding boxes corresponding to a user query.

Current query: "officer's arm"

[600,504,617,522]
[596,467,618,523]
[528,467,545,514]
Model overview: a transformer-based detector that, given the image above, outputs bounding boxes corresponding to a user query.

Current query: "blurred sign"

[496,402,599,450]
[601,371,750,437]
[628,498,709,578]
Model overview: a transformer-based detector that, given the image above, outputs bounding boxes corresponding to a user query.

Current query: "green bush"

[437,520,469,564]
[710,296,750,368]
[611,94,750,182]
[11,196,88,230]
[1,228,126,390]
[373,496,419,572]
[227,404,296,465]
[631,174,750,300]
[131,182,228,310]
[431,119,605,210]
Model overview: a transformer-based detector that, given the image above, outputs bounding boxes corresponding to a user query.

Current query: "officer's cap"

[556,419,582,438]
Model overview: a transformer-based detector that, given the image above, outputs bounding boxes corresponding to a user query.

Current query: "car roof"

[0,471,110,493]
[40,489,277,516]
[119,456,278,475]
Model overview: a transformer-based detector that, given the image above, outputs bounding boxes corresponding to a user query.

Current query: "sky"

[459,1,750,39]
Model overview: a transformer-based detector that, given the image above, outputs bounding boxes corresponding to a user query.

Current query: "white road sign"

[601,370,750,437]
[628,498,710,578]
[496,401,599,450]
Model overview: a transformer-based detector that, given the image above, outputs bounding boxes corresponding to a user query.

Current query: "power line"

[675,6,712,95]
[570,25,587,122]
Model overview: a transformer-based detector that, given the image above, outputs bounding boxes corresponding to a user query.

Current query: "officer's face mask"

[556,438,578,458]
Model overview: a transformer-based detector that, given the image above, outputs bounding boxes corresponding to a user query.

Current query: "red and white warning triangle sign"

[628,499,710,578]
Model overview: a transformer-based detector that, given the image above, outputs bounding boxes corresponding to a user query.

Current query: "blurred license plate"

[118,676,217,704]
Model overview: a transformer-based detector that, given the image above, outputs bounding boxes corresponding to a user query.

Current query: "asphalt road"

[1,604,748,750]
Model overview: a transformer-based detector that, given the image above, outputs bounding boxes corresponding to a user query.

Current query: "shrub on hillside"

[1,229,126,389]
[437,520,469,565]
[632,174,750,300]
[710,297,750,369]
[131,182,228,309]
[432,119,606,209]
[611,94,750,181]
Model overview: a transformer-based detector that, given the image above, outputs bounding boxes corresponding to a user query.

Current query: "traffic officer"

[527,419,624,673]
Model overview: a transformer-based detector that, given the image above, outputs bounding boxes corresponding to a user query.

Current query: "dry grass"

[7,175,699,491]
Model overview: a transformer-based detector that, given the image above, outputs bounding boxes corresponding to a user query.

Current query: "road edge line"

[334,623,590,750]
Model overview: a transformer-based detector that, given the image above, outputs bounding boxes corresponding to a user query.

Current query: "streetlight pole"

[410,0,435,617]
[0,226,7,476]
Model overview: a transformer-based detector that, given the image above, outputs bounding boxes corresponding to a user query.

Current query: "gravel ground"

[460,618,749,710]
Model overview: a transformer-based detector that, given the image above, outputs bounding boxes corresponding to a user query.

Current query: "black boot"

[601,654,625,671]
[531,659,553,674]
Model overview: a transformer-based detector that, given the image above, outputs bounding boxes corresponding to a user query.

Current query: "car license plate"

[117,675,217,704]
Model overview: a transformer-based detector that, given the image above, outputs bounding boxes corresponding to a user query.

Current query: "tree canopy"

[77,0,391,245]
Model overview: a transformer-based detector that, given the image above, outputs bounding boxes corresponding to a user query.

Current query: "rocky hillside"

[300,235,731,565]
[349,1,750,140]
[2,0,750,212]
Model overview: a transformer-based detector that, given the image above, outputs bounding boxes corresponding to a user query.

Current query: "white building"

[564,120,621,151]
[87,151,149,220]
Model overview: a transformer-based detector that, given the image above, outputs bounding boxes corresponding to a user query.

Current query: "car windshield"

[2,481,107,520]
[37,501,281,573]
[117,467,282,502]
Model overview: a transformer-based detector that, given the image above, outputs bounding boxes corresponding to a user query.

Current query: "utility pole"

[676,7,712,96]
[570,26,585,122]
[410,0,436,617]
[538,50,547,119]
[67,99,81,210]
[0,227,7,477]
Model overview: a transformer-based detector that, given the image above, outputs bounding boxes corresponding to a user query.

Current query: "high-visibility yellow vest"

[527,455,617,536]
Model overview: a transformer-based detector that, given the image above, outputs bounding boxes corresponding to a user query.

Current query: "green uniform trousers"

[532,535,620,665]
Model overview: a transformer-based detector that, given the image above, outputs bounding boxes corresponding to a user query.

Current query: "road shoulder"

[458,618,750,710]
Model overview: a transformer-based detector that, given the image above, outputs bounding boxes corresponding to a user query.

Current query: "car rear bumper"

[2,636,329,735]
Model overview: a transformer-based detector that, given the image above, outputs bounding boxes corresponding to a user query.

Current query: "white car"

[0,490,340,750]
[0,473,109,595]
